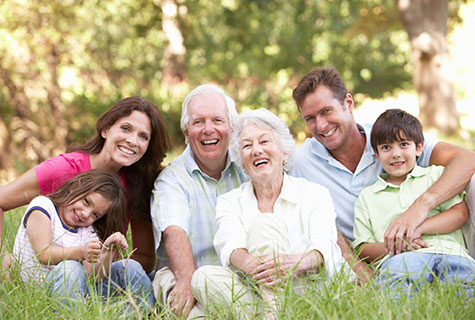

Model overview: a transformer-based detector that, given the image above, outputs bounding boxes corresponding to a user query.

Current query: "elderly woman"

[192,108,351,316]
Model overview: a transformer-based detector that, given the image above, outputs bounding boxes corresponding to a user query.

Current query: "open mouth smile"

[253,159,269,167]
[201,139,219,145]
[118,145,135,155]
[322,127,337,137]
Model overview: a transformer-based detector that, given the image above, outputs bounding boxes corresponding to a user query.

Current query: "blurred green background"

[1,0,474,183]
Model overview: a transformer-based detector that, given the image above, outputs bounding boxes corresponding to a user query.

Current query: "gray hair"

[180,84,237,134]
[230,108,295,173]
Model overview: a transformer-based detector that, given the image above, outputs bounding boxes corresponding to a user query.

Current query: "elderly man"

[291,67,475,277]
[151,84,247,318]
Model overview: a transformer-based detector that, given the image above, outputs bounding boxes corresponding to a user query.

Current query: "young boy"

[352,109,475,296]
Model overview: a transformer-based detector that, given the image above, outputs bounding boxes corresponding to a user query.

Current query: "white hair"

[230,108,295,173]
[180,84,237,134]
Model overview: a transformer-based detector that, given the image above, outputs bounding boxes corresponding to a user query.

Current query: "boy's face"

[375,134,423,186]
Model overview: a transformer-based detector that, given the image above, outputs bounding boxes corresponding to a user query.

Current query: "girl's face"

[101,110,152,170]
[60,192,111,229]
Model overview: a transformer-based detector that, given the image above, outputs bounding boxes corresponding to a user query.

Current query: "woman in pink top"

[0,97,169,284]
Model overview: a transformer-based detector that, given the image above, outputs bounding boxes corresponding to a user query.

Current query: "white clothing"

[213,174,348,277]
[13,196,98,282]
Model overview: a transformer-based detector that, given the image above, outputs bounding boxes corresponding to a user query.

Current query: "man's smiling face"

[184,93,230,173]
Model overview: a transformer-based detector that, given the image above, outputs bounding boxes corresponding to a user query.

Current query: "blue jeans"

[46,259,156,311]
[376,252,475,298]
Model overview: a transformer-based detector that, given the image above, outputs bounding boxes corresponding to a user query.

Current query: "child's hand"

[102,232,128,252]
[404,237,429,252]
[84,239,102,262]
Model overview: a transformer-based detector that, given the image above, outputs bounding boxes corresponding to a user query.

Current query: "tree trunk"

[397,0,460,134]
[159,0,187,87]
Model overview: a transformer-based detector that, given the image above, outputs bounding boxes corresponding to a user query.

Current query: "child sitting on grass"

[12,169,142,305]
[352,109,475,297]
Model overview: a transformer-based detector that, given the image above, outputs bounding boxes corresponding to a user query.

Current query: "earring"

[283,160,288,166]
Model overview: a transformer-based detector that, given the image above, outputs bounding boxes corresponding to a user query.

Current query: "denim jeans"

[376,252,475,298]
[46,259,155,311]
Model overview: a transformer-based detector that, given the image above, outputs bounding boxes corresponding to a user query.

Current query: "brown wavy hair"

[68,97,170,222]
[48,169,126,241]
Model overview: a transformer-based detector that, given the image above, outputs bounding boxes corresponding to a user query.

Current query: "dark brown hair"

[48,169,126,241]
[371,109,424,154]
[292,66,348,109]
[69,96,170,222]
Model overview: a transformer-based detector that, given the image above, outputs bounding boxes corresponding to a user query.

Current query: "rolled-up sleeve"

[151,167,191,251]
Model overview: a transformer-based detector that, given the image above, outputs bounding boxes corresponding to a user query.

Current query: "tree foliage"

[0,0,467,180]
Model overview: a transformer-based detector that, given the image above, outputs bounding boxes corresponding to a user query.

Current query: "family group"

[1,66,474,318]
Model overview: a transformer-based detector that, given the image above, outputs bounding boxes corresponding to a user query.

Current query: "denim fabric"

[46,259,155,312]
[376,252,475,298]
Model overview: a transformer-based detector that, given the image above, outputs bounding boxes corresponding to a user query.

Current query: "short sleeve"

[34,153,91,194]
[150,166,192,250]
[352,191,377,250]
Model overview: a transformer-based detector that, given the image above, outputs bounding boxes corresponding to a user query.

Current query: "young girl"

[13,169,132,302]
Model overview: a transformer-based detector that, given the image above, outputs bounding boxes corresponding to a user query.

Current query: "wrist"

[415,192,437,213]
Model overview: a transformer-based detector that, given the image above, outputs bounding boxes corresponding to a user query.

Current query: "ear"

[101,130,108,139]
[415,141,424,157]
[343,93,353,112]
[374,148,380,161]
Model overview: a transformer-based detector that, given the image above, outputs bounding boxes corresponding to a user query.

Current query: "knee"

[192,265,222,290]
[52,260,85,282]
[111,259,145,277]
[47,260,86,296]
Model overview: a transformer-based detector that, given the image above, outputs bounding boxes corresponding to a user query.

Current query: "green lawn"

[1,208,475,319]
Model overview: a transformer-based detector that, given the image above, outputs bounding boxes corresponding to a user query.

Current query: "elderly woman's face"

[240,124,288,181]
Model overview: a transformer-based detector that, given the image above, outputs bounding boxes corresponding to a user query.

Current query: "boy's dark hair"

[48,169,126,241]
[371,109,424,154]
[292,66,348,110]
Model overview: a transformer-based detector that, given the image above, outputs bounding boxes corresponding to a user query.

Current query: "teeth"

[254,159,269,166]
[323,127,337,137]
[202,139,218,145]
[119,145,135,155]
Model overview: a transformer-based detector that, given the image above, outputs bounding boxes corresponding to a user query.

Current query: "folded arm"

[385,142,475,254]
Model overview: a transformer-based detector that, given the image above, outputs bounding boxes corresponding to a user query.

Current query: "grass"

[2,208,475,319]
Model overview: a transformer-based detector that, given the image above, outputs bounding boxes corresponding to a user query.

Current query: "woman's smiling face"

[240,124,287,182]
[101,110,151,170]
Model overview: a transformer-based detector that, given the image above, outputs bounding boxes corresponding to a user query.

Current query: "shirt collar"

[240,173,298,207]
[183,144,236,180]
[373,164,427,192]
[308,122,376,167]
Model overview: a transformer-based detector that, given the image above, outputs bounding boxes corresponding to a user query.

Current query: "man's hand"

[384,200,430,255]
[169,279,195,318]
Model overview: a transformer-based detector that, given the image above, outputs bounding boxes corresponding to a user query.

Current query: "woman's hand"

[252,252,322,287]
[84,240,102,262]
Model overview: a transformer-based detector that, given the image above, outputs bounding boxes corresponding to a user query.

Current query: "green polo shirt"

[352,165,471,268]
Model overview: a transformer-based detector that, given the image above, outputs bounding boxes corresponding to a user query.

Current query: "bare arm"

[357,243,386,264]
[0,169,41,240]
[163,225,196,318]
[337,232,374,283]
[26,210,98,264]
[129,219,156,273]
[385,142,475,254]
[416,200,468,236]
